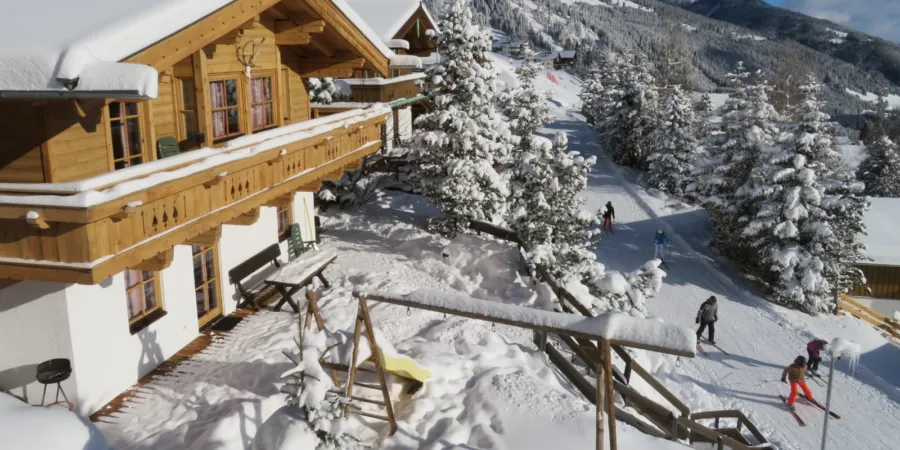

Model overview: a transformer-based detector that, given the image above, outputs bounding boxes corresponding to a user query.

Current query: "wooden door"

[193,244,223,328]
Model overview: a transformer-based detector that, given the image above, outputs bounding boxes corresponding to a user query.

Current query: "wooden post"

[596,359,605,450]
[344,314,363,417]
[358,295,398,434]
[304,289,340,387]
[603,339,617,450]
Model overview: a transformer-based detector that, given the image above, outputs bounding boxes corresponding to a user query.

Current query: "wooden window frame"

[175,77,201,146]
[280,68,292,124]
[209,74,245,142]
[108,101,149,170]
[193,243,223,329]
[125,270,166,335]
[249,71,278,132]
[275,199,294,242]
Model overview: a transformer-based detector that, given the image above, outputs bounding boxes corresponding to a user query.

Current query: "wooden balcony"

[0,106,388,284]
[346,73,426,104]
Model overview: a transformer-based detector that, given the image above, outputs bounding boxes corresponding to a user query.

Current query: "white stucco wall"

[0,281,75,406]
[293,191,317,242]
[219,207,281,316]
[64,246,199,415]
[397,106,413,144]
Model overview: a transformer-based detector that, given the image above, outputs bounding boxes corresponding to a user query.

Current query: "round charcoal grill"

[36,358,72,408]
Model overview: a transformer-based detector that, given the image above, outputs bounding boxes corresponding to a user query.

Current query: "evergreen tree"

[412,0,512,237]
[308,78,338,104]
[281,329,362,450]
[504,49,550,139]
[513,133,600,279]
[694,92,714,137]
[608,58,658,169]
[691,63,780,262]
[580,68,605,126]
[647,85,698,197]
[857,136,900,197]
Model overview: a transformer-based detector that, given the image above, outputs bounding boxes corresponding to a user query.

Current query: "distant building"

[850,197,900,317]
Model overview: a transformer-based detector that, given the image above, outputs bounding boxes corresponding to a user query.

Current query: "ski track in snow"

[542,80,900,449]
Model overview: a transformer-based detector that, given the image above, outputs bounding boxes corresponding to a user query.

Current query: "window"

[125,269,164,334]
[193,245,221,325]
[109,102,145,170]
[277,203,293,242]
[392,69,402,78]
[250,76,275,131]
[178,78,200,143]
[210,78,241,140]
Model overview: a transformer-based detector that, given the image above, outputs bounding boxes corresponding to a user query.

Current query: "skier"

[654,230,670,261]
[806,338,829,374]
[695,296,718,344]
[781,355,815,406]
[602,201,615,232]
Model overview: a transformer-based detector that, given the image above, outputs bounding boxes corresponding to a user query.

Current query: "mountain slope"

[663,0,900,86]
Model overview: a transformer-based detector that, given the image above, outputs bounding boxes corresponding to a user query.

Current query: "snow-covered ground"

[535,68,900,450]
[93,59,900,450]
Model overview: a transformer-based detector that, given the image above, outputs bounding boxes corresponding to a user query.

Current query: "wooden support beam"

[192,51,213,148]
[226,208,261,226]
[126,0,282,71]
[603,339,618,450]
[299,181,323,192]
[275,19,326,45]
[295,55,365,78]
[308,34,335,57]
[597,359,605,450]
[132,248,174,272]
[323,169,344,182]
[25,214,49,230]
[185,226,222,247]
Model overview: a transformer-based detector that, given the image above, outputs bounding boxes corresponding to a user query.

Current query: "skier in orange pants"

[781,356,814,405]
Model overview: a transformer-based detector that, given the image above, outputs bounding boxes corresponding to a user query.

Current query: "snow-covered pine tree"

[857,136,900,197]
[504,49,550,139]
[741,75,849,312]
[308,78,338,104]
[412,0,512,237]
[691,63,780,262]
[580,69,605,126]
[693,92,714,137]
[514,133,600,279]
[647,85,697,197]
[608,58,658,169]
[281,329,362,450]
[591,52,626,140]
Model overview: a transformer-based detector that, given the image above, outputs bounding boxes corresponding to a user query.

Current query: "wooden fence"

[838,294,900,340]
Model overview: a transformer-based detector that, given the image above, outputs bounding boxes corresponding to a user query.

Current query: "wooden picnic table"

[263,250,337,312]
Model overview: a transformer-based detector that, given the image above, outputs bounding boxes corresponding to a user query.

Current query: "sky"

[765,0,900,43]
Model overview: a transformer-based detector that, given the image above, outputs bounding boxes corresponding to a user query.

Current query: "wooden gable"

[393,6,438,57]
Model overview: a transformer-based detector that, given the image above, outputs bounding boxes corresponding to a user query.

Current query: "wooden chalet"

[0,0,397,416]
[849,197,900,318]
[313,0,439,146]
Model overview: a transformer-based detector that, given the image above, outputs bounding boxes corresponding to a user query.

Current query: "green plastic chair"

[157,136,180,159]
[288,223,316,261]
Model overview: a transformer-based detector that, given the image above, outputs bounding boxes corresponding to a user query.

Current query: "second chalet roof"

[343,0,438,42]
[0,0,401,99]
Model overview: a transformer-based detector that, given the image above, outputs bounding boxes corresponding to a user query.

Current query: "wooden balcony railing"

[0,106,389,284]
[346,73,425,104]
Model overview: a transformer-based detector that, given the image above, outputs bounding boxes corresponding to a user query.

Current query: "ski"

[696,342,708,357]
[700,339,729,355]
[779,395,806,427]
[799,393,841,420]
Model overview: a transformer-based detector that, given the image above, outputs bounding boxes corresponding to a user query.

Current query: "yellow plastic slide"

[376,350,431,383]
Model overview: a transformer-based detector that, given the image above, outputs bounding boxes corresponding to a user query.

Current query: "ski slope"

[532,65,900,450]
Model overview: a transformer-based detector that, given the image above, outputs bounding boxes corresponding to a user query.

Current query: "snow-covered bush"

[581,259,666,316]
[308,78,338,105]
[857,136,900,197]
[318,172,386,209]
[647,85,698,197]
[411,0,512,237]
[514,133,601,279]
[280,330,361,450]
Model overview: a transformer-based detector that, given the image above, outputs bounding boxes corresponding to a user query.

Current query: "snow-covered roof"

[385,39,410,50]
[343,72,426,86]
[861,197,900,266]
[0,0,234,98]
[343,0,439,41]
[388,54,423,70]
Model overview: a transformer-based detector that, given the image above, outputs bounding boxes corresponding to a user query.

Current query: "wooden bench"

[228,243,282,310]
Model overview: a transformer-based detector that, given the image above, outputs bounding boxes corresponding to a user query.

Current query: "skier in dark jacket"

[695,296,718,344]
[806,338,828,374]
[602,201,615,232]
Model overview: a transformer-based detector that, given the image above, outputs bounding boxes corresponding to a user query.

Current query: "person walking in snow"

[695,296,718,344]
[806,338,828,374]
[602,201,615,232]
[654,230,670,261]
[782,355,815,406]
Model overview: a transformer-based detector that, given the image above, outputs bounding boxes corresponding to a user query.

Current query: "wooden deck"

[89,290,280,423]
